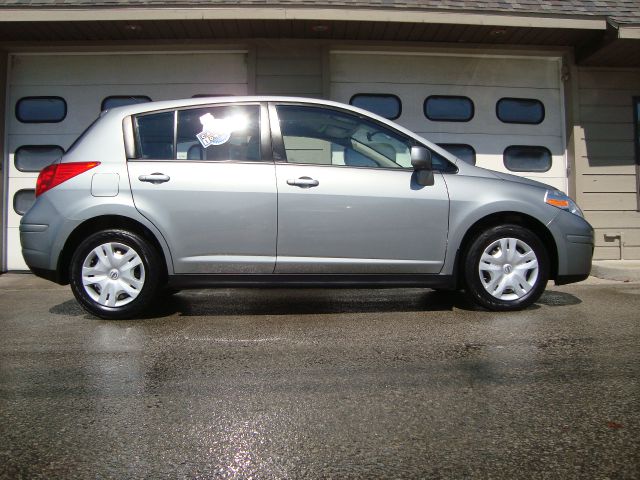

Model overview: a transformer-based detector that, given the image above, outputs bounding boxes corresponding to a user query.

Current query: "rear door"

[270,103,450,274]
[127,102,277,274]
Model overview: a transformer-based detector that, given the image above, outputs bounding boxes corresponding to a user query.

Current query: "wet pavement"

[0,274,639,479]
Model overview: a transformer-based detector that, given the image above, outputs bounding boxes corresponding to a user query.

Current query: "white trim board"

[0,7,607,31]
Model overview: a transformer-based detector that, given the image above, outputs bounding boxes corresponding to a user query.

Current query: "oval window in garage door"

[497,98,545,124]
[16,96,67,123]
[14,145,64,172]
[350,94,402,120]
[13,189,36,215]
[424,96,474,122]
[504,145,552,172]
[438,143,476,166]
[101,95,151,111]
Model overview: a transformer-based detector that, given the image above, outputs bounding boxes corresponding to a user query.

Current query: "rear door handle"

[139,173,170,184]
[287,176,319,188]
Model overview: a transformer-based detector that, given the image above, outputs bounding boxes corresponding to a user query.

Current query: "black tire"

[69,229,164,319]
[463,224,549,311]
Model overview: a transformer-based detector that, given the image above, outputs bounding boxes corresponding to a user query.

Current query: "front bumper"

[547,211,594,285]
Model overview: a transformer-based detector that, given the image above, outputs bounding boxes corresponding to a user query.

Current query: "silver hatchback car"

[20,96,593,319]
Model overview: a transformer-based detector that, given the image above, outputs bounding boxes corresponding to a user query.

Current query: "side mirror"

[411,146,432,170]
[411,146,434,186]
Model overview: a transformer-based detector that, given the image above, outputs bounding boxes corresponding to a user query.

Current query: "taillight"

[35,162,100,197]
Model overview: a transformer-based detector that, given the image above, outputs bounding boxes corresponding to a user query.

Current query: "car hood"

[485,170,553,190]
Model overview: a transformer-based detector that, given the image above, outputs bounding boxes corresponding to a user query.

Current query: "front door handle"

[287,176,319,188]
[139,173,170,184]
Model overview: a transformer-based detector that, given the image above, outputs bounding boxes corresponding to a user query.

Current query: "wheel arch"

[453,211,558,288]
[56,215,170,285]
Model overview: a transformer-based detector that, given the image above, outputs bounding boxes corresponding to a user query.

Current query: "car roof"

[103,96,362,117]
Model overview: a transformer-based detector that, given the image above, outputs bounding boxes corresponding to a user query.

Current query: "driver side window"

[275,105,412,169]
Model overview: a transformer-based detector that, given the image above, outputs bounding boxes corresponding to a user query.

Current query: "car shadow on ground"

[50,288,582,320]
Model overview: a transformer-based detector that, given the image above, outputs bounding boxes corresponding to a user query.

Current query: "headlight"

[545,190,584,218]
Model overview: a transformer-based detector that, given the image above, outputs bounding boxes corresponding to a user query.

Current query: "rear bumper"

[20,223,54,270]
[20,218,70,284]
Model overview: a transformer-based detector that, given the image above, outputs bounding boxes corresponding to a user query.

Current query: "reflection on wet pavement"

[0,277,638,478]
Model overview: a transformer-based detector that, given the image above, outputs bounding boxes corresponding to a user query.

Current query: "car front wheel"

[463,224,549,311]
[69,229,163,319]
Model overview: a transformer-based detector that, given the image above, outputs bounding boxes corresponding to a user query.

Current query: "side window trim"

[267,102,287,162]
[172,108,178,160]
[123,116,136,159]
[259,102,274,162]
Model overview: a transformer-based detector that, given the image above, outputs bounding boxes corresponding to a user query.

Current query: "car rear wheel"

[463,224,549,311]
[70,229,163,319]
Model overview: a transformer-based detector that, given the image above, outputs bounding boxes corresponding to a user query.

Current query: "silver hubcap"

[478,237,539,301]
[82,242,145,307]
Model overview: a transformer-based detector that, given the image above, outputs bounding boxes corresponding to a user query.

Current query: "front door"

[128,103,277,274]
[270,103,450,274]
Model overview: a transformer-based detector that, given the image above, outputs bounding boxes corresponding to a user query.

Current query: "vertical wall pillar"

[563,52,581,201]
[0,51,8,272]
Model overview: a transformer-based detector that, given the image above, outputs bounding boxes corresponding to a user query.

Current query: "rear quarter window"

[134,111,175,160]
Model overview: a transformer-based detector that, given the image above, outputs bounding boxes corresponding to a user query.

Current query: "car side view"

[20,96,593,319]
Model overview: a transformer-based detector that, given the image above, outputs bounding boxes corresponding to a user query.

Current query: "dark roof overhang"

[0,4,638,66]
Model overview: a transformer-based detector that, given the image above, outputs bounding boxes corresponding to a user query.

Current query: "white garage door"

[331,51,567,191]
[4,51,248,270]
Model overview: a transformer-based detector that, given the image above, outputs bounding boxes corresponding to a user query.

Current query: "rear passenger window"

[134,111,175,160]
[497,98,544,124]
[438,143,476,165]
[350,94,401,120]
[101,96,151,111]
[14,145,64,172]
[176,105,261,161]
[504,146,551,172]
[424,96,474,122]
[16,96,67,123]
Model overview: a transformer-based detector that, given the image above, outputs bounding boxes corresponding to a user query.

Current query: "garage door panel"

[11,53,248,86]
[5,51,248,270]
[331,52,567,194]
[332,53,561,89]
[333,82,562,136]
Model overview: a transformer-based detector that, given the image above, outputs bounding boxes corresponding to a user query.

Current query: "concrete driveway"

[0,274,638,478]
